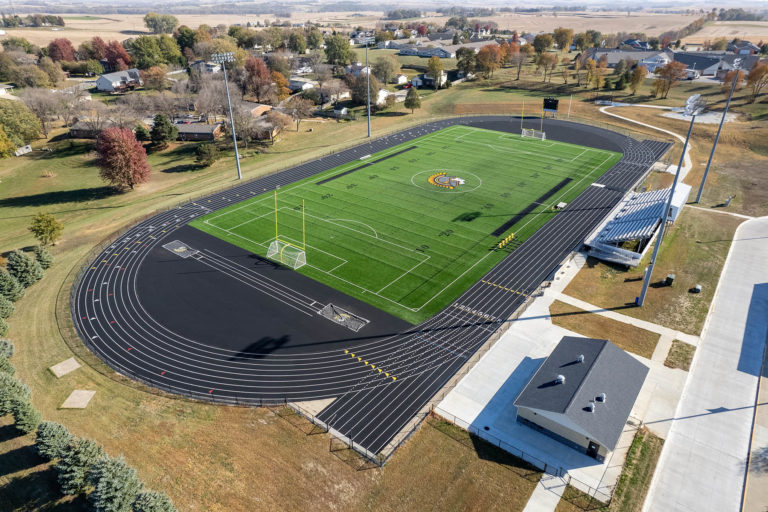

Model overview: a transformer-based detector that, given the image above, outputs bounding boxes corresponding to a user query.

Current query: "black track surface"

[71,116,670,457]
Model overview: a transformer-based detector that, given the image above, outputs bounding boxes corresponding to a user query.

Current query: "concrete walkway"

[522,475,567,512]
[743,340,768,512]
[643,216,768,512]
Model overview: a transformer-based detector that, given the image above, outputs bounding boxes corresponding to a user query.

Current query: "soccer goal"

[267,240,307,270]
[521,128,546,140]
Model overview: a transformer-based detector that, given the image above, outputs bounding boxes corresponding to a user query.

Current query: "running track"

[71,116,671,458]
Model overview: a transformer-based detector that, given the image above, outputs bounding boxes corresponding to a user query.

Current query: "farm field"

[681,20,768,44]
[191,125,620,323]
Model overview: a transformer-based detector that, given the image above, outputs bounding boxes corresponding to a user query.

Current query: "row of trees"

[0,245,52,336]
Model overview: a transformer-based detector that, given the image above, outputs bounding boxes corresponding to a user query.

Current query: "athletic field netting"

[190,125,621,323]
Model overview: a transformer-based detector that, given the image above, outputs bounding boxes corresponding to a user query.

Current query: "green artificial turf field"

[190,125,621,323]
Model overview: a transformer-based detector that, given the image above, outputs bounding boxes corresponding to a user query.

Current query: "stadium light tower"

[637,94,706,307]
[211,52,243,180]
[365,40,372,138]
[695,62,740,203]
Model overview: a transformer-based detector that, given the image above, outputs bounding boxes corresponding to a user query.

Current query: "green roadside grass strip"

[191,126,620,323]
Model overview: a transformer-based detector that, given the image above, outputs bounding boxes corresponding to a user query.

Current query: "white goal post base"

[521,128,546,140]
[266,240,307,270]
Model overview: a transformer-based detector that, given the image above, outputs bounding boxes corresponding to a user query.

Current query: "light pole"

[211,52,242,180]
[695,64,740,203]
[365,40,371,138]
[637,94,706,307]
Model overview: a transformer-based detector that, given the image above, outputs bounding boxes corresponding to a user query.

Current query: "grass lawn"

[556,428,664,512]
[664,340,696,371]
[191,125,620,323]
[564,207,743,335]
[548,300,660,359]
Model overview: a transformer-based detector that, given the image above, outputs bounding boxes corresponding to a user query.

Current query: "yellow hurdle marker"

[344,349,349,354]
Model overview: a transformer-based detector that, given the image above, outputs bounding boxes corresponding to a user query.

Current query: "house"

[727,40,760,55]
[69,120,116,139]
[189,60,221,74]
[176,123,223,141]
[288,77,318,92]
[621,39,651,51]
[514,336,649,462]
[410,75,424,88]
[583,49,670,72]
[717,54,762,79]
[346,63,371,77]
[422,70,447,88]
[243,102,272,117]
[95,69,142,92]
[393,73,408,85]
[375,88,392,105]
[671,52,722,76]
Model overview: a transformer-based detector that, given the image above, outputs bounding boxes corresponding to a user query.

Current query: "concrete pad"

[523,475,567,512]
[644,217,768,512]
[49,357,81,378]
[60,390,96,409]
[291,398,335,417]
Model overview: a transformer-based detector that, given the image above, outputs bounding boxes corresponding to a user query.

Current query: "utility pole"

[638,95,705,306]
[695,65,739,203]
[366,41,371,138]
[211,52,243,180]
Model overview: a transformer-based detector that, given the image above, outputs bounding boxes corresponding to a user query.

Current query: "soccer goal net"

[266,240,307,270]
[319,303,369,332]
[521,128,546,140]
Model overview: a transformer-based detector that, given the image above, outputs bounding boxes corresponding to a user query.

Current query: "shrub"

[88,455,144,512]
[133,490,178,512]
[195,142,220,167]
[11,398,42,434]
[0,338,13,358]
[0,372,30,415]
[6,250,44,288]
[0,295,14,318]
[34,245,54,269]
[36,421,74,460]
[0,268,25,301]
[56,437,105,495]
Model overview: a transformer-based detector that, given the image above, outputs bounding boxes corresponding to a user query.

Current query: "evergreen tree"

[133,490,178,512]
[0,295,12,318]
[150,115,177,147]
[0,372,30,415]
[34,245,54,269]
[36,421,74,460]
[11,399,42,434]
[6,250,44,288]
[0,338,13,358]
[404,87,421,114]
[88,455,144,512]
[0,354,14,375]
[195,143,220,167]
[56,437,104,495]
[0,268,25,302]
[134,125,150,142]
[0,318,7,337]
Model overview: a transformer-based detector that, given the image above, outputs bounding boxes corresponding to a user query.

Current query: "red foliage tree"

[48,38,75,62]
[243,57,272,102]
[416,24,427,36]
[91,36,108,60]
[105,41,131,70]
[96,127,151,190]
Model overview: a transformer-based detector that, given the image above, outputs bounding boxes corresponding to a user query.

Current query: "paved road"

[71,116,669,458]
[643,216,768,512]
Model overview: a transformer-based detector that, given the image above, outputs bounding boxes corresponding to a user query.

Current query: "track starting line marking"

[344,350,396,381]
[481,280,529,297]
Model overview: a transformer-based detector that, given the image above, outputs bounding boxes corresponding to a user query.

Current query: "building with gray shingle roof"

[514,336,648,461]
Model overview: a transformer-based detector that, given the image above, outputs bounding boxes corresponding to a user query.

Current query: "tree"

[533,33,554,55]
[88,455,144,512]
[288,97,315,130]
[0,318,7,337]
[553,27,574,52]
[324,34,353,66]
[404,87,421,114]
[649,37,660,50]
[511,45,533,80]
[6,250,44,288]
[243,57,273,102]
[39,57,66,86]
[456,47,477,76]
[0,269,25,302]
[135,125,150,142]
[195,143,220,166]
[0,295,13,319]
[143,65,168,91]
[0,126,14,159]
[19,88,61,138]
[585,29,602,48]
[573,32,588,51]
[12,399,42,434]
[96,127,151,190]
[592,61,606,90]
[630,65,646,95]
[144,13,178,34]
[174,26,196,55]
[349,73,382,105]
[427,56,444,89]
[476,45,501,78]
[130,36,165,70]
[271,71,291,101]
[536,53,558,82]
[34,245,55,269]
[133,490,178,512]
[36,421,73,460]
[372,55,400,85]
[105,41,131,70]
[0,339,13,358]
[0,99,41,147]
[721,70,745,96]
[150,114,178,147]
[0,372,30,416]
[288,32,307,54]
[47,38,75,62]
[56,438,105,495]
[28,213,63,246]
[307,29,323,50]
[261,110,292,143]
[746,62,768,103]
[653,61,687,98]
[614,59,627,77]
